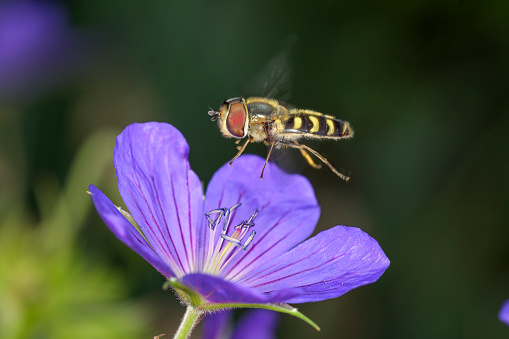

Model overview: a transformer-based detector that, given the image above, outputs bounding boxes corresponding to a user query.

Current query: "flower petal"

[202,155,319,281]
[202,310,232,339]
[88,184,174,278]
[202,309,279,339]
[181,273,302,304]
[499,299,509,326]
[241,226,390,303]
[113,122,203,276]
[231,309,279,339]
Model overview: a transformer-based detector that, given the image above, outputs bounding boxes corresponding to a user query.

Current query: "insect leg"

[229,138,251,166]
[260,142,275,180]
[293,140,322,169]
[279,141,350,181]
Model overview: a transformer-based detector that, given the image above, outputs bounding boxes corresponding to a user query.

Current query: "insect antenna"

[208,109,219,121]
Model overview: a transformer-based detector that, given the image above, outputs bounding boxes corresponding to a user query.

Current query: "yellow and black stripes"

[283,111,352,139]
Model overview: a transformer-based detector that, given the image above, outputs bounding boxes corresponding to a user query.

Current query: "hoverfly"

[208,97,354,180]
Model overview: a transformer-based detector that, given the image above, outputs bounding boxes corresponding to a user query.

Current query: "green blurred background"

[1,0,509,338]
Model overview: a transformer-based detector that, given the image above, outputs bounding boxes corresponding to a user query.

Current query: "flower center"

[202,203,258,275]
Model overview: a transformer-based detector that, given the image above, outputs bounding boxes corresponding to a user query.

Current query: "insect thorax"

[245,98,288,143]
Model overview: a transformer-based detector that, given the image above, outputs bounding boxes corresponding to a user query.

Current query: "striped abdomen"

[282,110,353,139]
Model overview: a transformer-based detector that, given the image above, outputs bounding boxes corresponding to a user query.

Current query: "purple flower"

[89,122,389,325]
[499,300,509,326]
[203,310,279,339]
[0,1,88,99]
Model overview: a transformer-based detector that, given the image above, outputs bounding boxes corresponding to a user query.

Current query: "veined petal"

[113,122,203,276]
[241,226,390,303]
[88,184,174,278]
[202,155,319,281]
[180,273,302,304]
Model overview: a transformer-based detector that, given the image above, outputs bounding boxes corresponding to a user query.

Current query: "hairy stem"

[173,306,203,339]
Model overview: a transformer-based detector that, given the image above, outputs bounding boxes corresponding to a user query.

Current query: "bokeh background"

[1,0,509,338]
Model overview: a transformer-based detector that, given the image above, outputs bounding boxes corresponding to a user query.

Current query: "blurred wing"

[243,36,302,177]
[243,35,298,101]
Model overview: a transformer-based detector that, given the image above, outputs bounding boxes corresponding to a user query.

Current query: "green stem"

[173,306,203,339]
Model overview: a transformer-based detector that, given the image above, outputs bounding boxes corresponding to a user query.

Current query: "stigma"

[202,203,258,275]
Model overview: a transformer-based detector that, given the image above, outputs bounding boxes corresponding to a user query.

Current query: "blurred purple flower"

[203,310,279,339]
[0,0,87,99]
[202,311,232,339]
[89,122,389,308]
[499,299,509,326]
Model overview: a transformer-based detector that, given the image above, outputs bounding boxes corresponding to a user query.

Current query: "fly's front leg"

[257,121,277,179]
[279,141,350,181]
[229,138,251,166]
[260,142,275,180]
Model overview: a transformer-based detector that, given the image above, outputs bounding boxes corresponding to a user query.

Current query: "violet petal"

[181,273,302,304]
[88,184,174,278]
[499,299,509,326]
[202,310,232,339]
[231,309,280,339]
[113,122,203,275]
[240,226,390,303]
[202,155,319,282]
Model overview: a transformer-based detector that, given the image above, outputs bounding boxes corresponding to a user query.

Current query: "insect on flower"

[89,122,388,336]
[209,97,354,180]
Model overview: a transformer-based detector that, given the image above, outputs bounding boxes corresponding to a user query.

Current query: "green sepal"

[165,278,320,331]
[201,303,320,331]
[166,278,204,306]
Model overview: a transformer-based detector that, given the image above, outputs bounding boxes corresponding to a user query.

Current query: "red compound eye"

[226,102,247,138]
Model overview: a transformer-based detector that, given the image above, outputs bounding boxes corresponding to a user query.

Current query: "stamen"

[223,203,242,231]
[247,209,259,223]
[202,203,260,275]
[220,235,242,247]
[205,208,227,230]
[242,231,256,250]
